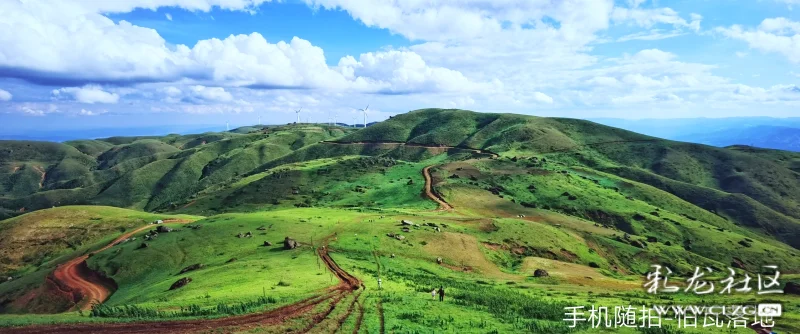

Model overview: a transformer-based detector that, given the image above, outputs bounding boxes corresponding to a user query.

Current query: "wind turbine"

[226,121,230,131]
[359,104,369,128]
[295,108,302,123]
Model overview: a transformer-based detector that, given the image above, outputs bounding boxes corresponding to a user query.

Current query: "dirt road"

[422,165,453,211]
[7,236,362,334]
[52,219,194,311]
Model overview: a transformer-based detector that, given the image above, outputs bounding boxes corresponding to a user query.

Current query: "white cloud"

[303,0,614,42]
[612,7,702,31]
[52,86,120,104]
[758,17,800,34]
[0,0,487,95]
[161,86,182,96]
[587,76,620,86]
[17,103,58,116]
[69,0,272,14]
[627,49,677,63]
[532,92,554,104]
[165,13,172,21]
[338,50,499,94]
[720,84,800,103]
[0,0,797,120]
[78,108,108,116]
[776,0,800,9]
[628,0,649,8]
[185,85,233,103]
[617,29,686,42]
[0,89,11,101]
[717,18,800,63]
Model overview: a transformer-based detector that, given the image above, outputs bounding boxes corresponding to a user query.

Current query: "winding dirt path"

[53,219,195,311]
[7,235,362,334]
[422,165,453,211]
[31,165,46,189]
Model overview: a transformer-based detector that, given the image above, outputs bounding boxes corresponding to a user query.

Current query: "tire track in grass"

[377,298,385,334]
[351,297,364,334]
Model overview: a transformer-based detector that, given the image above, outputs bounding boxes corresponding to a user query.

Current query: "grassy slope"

[0,125,357,218]
[0,206,200,313]
[3,207,796,333]
[0,206,201,277]
[1,110,799,333]
[87,210,341,309]
[173,155,439,215]
[336,109,800,248]
[433,159,800,274]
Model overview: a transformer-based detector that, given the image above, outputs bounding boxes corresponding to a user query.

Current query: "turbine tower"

[359,104,369,128]
[226,121,229,131]
[295,108,302,123]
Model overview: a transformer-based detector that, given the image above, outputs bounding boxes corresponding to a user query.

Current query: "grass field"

[0,109,799,333]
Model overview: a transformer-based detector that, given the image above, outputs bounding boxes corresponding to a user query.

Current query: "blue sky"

[0,0,799,132]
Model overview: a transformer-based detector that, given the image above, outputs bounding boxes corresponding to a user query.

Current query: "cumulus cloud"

[338,50,500,94]
[52,86,120,104]
[0,89,11,101]
[183,85,233,103]
[717,17,800,63]
[0,0,797,119]
[0,0,488,95]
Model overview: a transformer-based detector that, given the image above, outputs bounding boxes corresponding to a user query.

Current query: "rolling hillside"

[1,109,799,333]
[0,125,356,219]
[329,109,800,247]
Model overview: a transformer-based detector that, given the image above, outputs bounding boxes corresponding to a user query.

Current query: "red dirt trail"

[55,219,195,311]
[6,235,362,334]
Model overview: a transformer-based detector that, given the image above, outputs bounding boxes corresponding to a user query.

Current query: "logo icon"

[758,304,782,317]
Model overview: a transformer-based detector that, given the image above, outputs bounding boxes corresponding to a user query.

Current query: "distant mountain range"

[675,125,800,152]
[592,117,800,152]
[2,116,798,152]
[0,126,223,142]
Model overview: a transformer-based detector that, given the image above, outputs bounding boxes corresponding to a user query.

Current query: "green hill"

[0,125,357,219]
[0,109,799,333]
[332,109,800,248]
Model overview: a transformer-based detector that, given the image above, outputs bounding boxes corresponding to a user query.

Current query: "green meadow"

[0,109,798,333]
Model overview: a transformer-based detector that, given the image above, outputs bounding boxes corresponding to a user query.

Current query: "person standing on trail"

[431,288,437,300]
[378,278,382,290]
[438,286,445,302]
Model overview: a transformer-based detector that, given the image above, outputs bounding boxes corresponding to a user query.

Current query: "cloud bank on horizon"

[0,0,798,127]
